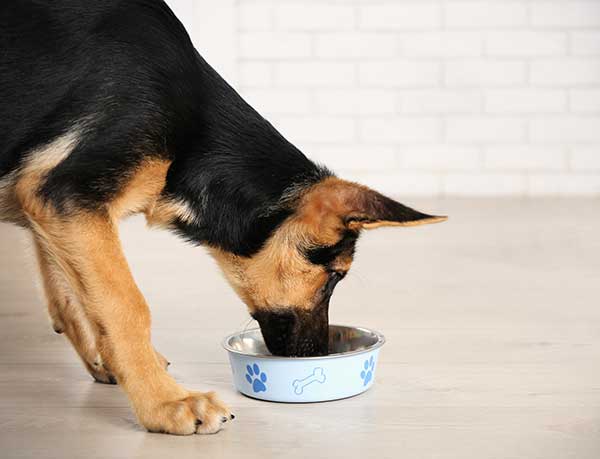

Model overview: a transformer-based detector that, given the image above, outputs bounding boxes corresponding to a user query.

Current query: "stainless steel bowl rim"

[222,324,385,360]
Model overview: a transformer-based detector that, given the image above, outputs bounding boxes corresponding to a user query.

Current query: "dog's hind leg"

[33,236,170,382]
[32,235,118,384]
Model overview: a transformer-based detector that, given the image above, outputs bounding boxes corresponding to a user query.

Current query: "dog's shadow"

[80,378,144,433]
[80,378,229,455]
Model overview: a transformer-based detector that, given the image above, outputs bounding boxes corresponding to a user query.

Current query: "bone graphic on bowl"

[292,367,326,395]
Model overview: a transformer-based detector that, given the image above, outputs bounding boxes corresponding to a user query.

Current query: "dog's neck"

[152,56,331,257]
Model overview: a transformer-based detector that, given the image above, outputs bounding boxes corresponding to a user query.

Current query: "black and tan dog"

[0,0,445,435]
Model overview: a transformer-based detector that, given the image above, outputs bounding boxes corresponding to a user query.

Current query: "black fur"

[0,0,331,256]
[251,305,329,357]
[305,230,359,268]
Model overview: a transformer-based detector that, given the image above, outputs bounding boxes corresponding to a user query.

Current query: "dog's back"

[2,2,139,173]
[0,0,204,218]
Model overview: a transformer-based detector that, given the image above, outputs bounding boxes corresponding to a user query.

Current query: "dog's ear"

[298,178,446,236]
[342,183,447,231]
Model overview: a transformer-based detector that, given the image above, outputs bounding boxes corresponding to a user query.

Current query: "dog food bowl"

[222,325,385,403]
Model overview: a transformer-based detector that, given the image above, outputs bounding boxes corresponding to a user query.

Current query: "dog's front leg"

[28,211,233,435]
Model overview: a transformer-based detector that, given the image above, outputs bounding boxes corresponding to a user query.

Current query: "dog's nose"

[251,306,329,357]
[252,308,297,356]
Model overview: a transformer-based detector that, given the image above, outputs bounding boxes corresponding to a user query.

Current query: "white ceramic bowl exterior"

[223,326,384,403]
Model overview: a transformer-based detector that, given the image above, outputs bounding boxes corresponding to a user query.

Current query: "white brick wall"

[229,0,600,197]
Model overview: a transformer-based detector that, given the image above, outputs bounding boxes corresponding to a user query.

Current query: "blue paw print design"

[246,363,267,393]
[360,356,375,386]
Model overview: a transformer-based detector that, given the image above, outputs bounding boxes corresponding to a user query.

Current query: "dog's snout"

[252,306,329,357]
[251,309,297,356]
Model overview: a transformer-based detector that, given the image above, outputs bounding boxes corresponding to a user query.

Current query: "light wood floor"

[1,199,599,459]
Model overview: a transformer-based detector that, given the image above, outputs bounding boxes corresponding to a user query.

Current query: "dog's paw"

[142,391,234,435]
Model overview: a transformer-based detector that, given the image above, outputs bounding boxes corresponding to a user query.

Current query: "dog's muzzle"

[252,302,329,357]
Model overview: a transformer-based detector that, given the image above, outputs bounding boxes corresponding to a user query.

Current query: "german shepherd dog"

[0,0,445,435]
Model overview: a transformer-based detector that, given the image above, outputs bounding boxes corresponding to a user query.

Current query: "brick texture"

[235,0,600,196]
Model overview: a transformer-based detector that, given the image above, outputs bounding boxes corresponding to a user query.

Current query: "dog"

[0,0,446,435]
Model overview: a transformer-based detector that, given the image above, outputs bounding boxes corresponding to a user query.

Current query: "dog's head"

[210,177,445,357]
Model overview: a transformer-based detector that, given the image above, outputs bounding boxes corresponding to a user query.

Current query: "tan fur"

[110,159,171,220]
[32,236,114,382]
[147,196,197,228]
[209,184,353,314]
[0,172,25,225]
[211,176,445,316]
[296,176,448,231]
[30,211,229,433]
[210,219,328,312]
[14,132,80,216]
[22,131,80,172]
[1,131,80,225]
[351,215,448,230]
[14,148,231,434]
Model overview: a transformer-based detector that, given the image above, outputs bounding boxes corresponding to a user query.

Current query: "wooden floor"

[1,199,599,459]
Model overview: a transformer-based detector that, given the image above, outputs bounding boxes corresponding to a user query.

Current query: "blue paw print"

[360,356,375,386]
[245,363,267,393]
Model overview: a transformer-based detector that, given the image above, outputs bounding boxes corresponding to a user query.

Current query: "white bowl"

[222,325,385,403]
